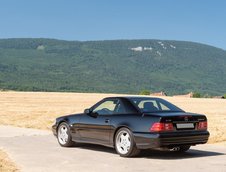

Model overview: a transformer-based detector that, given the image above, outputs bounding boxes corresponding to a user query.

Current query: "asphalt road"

[0,125,226,172]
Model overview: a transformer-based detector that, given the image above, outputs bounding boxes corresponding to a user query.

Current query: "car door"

[78,98,119,145]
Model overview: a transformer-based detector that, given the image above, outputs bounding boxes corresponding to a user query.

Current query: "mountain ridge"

[0,38,226,95]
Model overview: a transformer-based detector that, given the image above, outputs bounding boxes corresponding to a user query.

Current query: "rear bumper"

[133,130,210,149]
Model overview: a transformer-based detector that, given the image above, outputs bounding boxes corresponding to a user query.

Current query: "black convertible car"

[52,96,209,157]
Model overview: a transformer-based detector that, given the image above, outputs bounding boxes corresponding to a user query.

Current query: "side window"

[159,102,170,110]
[138,100,159,112]
[93,100,118,115]
[92,99,137,115]
[114,99,137,114]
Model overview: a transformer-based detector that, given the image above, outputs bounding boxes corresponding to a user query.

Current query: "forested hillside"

[0,38,226,95]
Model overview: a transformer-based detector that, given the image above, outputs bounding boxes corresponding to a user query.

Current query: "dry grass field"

[0,91,226,172]
[0,149,19,172]
[0,91,226,144]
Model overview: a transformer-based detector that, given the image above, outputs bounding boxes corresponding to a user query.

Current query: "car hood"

[56,113,83,121]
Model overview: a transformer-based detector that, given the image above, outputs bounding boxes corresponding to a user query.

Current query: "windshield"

[129,97,184,113]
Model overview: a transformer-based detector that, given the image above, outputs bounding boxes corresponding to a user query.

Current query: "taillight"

[150,122,174,132]
[198,121,208,130]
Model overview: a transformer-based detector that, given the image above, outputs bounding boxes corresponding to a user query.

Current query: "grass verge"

[0,149,19,172]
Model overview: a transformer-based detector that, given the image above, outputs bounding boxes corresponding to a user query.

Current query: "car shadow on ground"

[73,143,117,154]
[138,149,224,160]
[73,144,225,159]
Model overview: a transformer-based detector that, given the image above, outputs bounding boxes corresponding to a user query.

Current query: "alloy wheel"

[58,124,69,145]
[116,130,131,155]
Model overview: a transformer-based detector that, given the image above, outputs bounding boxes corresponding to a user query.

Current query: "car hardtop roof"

[103,96,161,100]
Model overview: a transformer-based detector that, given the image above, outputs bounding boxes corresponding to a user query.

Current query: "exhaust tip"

[169,147,180,151]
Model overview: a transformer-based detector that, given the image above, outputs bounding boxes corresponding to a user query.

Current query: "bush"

[139,90,151,95]
[192,92,201,98]
[203,94,212,98]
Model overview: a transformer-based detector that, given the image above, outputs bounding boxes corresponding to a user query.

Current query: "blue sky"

[0,0,226,49]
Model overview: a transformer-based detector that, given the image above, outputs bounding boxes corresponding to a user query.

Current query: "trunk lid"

[145,112,207,131]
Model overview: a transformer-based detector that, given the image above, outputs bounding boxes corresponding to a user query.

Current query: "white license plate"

[176,123,194,129]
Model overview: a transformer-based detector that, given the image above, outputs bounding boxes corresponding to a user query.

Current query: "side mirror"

[84,108,98,118]
[89,112,98,118]
[84,108,91,114]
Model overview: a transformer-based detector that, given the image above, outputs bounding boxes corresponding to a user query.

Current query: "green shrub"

[203,94,212,98]
[193,92,201,98]
[139,90,151,95]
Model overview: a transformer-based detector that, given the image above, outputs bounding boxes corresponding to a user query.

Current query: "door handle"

[105,119,110,123]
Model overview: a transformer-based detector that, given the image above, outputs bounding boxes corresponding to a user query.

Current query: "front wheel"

[114,128,140,157]
[57,122,75,147]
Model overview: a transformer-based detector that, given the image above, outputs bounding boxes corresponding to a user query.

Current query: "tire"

[178,145,191,152]
[114,127,140,157]
[57,122,75,147]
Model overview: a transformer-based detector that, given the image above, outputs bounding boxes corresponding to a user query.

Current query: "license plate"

[176,123,194,129]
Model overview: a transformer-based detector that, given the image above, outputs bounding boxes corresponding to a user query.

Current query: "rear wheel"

[115,128,140,157]
[57,122,75,147]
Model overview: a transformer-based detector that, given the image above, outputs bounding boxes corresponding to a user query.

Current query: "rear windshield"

[129,97,184,113]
